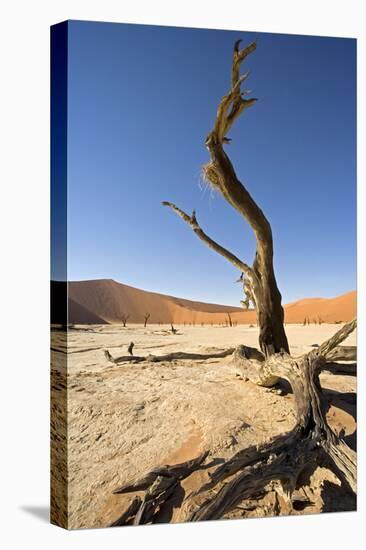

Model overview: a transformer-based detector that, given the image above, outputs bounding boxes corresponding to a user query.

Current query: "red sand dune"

[282,291,356,324]
[68,279,356,325]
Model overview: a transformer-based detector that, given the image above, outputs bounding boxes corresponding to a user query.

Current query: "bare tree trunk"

[121,314,130,328]
[255,272,289,356]
[163,40,288,357]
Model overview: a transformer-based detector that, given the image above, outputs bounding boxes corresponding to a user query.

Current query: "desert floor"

[51,323,356,529]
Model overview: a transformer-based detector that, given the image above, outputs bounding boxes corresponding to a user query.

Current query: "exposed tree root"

[109,319,356,525]
[104,348,235,364]
[104,342,355,372]
[323,361,356,376]
[110,452,209,526]
[325,345,356,362]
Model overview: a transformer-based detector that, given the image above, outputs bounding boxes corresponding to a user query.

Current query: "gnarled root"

[104,348,235,364]
[109,319,356,525]
[110,452,209,526]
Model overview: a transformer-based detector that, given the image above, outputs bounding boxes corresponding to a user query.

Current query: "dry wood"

[323,362,356,376]
[161,202,252,276]
[109,39,357,526]
[325,345,356,362]
[110,320,356,525]
[163,39,288,356]
[104,348,235,364]
[110,496,142,527]
[111,452,209,525]
[121,313,130,327]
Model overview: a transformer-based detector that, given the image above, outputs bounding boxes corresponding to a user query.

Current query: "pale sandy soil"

[51,323,356,529]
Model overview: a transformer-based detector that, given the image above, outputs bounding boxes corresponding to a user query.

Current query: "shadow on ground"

[20,506,49,523]
[321,480,356,513]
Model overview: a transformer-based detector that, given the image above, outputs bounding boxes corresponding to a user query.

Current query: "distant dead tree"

[170,323,178,334]
[121,313,130,327]
[226,312,233,327]
[143,312,150,328]
[116,38,356,526]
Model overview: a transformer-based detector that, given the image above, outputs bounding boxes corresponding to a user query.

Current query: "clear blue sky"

[66,20,356,306]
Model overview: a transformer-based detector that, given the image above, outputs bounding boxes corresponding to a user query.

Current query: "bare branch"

[227,40,258,136]
[316,318,357,359]
[207,40,257,145]
[104,347,235,365]
[325,345,357,362]
[162,201,253,277]
[213,73,255,141]
[202,38,273,249]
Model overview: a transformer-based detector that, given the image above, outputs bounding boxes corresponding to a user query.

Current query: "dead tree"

[104,347,235,364]
[144,312,150,328]
[121,313,130,328]
[111,39,356,526]
[163,40,288,357]
[110,320,356,525]
[226,312,233,327]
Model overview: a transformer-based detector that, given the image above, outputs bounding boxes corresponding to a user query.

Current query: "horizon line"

[51,277,357,308]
